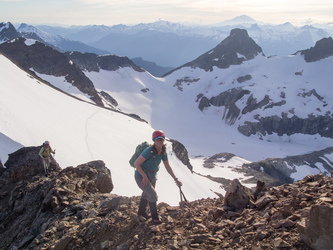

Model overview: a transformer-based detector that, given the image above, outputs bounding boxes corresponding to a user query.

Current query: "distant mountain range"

[34,15,333,68]
[3,15,333,76]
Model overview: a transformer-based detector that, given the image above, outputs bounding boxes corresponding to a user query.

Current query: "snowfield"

[1,50,332,205]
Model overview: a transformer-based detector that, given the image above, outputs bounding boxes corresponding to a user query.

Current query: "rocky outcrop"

[169,139,193,172]
[65,51,145,73]
[3,146,61,182]
[199,87,250,125]
[0,22,20,41]
[0,38,103,106]
[224,179,254,210]
[238,114,333,139]
[299,37,333,62]
[0,147,113,250]
[183,28,263,72]
[298,200,333,249]
[1,147,332,249]
[241,147,333,184]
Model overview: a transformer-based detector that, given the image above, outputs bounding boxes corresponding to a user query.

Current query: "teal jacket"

[135,147,168,179]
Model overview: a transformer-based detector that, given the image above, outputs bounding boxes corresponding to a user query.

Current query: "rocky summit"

[1,147,332,250]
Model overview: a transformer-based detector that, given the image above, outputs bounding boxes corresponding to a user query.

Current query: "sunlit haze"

[1,0,333,26]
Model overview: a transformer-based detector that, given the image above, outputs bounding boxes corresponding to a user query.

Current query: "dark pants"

[134,174,158,202]
[135,174,159,220]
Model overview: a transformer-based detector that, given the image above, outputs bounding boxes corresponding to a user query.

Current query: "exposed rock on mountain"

[0,38,103,106]
[0,147,113,249]
[65,51,144,73]
[191,31,333,140]
[224,179,253,210]
[1,147,332,249]
[241,147,333,184]
[3,146,61,182]
[299,37,333,62]
[0,22,20,41]
[199,87,251,125]
[238,113,333,139]
[169,139,193,173]
[182,28,263,72]
[298,200,333,249]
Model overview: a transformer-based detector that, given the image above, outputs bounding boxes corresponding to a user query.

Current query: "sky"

[1,0,333,26]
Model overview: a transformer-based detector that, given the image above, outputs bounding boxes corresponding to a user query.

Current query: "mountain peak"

[228,15,257,23]
[0,22,20,41]
[299,37,333,62]
[183,28,263,71]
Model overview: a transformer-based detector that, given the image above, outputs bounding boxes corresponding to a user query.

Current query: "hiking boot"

[138,198,150,219]
[152,219,162,225]
[149,201,159,221]
[138,213,151,220]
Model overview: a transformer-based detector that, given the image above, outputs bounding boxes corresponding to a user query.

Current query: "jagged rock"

[61,160,113,193]
[300,37,333,62]
[242,147,333,185]
[184,28,263,71]
[65,51,144,73]
[0,38,103,106]
[169,139,193,172]
[3,146,61,182]
[224,179,254,210]
[298,201,333,250]
[198,87,250,124]
[0,22,20,41]
[238,114,333,139]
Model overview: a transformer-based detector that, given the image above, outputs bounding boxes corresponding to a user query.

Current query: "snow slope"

[1,48,332,205]
[0,54,252,206]
[83,54,333,161]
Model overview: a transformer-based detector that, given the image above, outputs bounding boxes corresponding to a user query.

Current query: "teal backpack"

[129,141,151,167]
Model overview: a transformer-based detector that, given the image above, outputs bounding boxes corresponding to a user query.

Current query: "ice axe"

[179,185,188,210]
[42,158,47,175]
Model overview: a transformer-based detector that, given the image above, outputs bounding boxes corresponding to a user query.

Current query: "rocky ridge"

[193,31,333,141]
[1,147,332,249]
[0,37,103,106]
[169,28,263,74]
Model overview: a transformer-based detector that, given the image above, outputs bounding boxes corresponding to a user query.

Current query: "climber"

[134,130,182,224]
[39,141,55,176]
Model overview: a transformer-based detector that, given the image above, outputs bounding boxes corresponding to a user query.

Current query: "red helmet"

[152,130,165,141]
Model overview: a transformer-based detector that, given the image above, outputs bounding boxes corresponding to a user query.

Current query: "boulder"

[3,146,61,182]
[298,201,333,250]
[224,179,253,210]
[60,160,113,193]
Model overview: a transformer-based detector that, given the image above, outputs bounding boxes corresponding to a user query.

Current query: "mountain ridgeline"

[1,23,333,195]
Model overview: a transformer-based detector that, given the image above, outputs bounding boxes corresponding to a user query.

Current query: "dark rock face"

[242,147,333,184]
[65,51,145,73]
[298,200,333,249]
[4,146,61,182]
[238,114,333,139]
[0,22,20,41]
[199,87,251,124]
[224,179,253,210]
[0,38,103,106]
[169,139,193,172]
[0,147,113,249]
[184,28,263,71]
[300,37,333,62]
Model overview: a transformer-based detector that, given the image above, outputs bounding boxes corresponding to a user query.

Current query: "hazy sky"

[1,0,333,26]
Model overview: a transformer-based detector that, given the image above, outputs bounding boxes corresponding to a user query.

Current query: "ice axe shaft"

[43,159,47,175]
[179,186,188,210]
